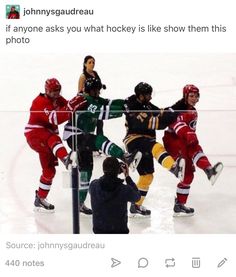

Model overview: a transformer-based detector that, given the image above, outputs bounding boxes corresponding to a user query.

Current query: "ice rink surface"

[0,53,236,234]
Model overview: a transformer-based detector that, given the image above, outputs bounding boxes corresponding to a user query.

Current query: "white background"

[0,0,236,53]
[0,0,236,276]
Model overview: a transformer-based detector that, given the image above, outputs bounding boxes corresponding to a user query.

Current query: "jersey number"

[136,112,148,122]
[88,104,97,114]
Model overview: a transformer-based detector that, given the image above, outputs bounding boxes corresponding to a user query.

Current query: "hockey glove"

[158,108,179,129]
[67,95,87,112]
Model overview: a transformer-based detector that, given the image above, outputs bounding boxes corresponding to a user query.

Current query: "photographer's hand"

[121,163,129,178]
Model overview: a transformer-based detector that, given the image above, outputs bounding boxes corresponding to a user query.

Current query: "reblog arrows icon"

[165,258,175,268]
[111,258,121,268]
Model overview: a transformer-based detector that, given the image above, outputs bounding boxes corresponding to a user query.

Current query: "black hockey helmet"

[134,82,153,96]
[84,78,102,93]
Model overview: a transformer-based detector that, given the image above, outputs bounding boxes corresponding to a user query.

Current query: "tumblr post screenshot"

[0,0,235,276]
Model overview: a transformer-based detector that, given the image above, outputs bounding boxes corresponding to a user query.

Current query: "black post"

[71,111,80,234]
[71,163,80,234]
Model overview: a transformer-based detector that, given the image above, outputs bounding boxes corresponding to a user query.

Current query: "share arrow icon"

[111,258,121,268]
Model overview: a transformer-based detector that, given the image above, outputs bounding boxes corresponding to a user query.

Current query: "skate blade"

[33,206,55,214]
[173,212,194,217]
[178,158,186,182]
[79,212,93,216]
[129,151,142,172]
[129,213,151,218]
[210,163,223,186]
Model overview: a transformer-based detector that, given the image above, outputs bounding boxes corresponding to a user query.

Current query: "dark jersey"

[124,94,179,145]
[83,70,100,80]
[124,94,161,137]
[79,71,101,94]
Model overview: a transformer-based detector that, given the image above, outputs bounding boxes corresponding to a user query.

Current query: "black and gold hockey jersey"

[123,94,179,146]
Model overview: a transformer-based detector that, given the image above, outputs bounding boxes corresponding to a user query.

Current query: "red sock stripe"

[176,184,190,204]
[196,156,211,170]
[54,146,68,160]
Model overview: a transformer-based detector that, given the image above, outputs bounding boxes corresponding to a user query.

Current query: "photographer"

[89,157,141,234]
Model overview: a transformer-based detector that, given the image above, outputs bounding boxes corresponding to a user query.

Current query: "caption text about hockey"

[5,24,227,45]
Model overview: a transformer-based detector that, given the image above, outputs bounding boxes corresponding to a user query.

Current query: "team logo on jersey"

[44,108,50,116]
[189,119,197,130]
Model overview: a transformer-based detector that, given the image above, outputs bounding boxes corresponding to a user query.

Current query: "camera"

[118,162,126,174]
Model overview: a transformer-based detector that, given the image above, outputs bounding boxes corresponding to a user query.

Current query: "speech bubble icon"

[138,257,149,268]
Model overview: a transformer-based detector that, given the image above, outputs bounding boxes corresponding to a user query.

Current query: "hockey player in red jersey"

[24,78,86,212]
[163,84,223,217]
[7,6,20,19]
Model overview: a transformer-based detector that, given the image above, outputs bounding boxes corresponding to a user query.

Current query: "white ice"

[0,53,236,234]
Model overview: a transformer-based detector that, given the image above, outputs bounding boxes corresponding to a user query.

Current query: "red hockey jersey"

[169,107,198,137]
[163,105,200,162]
[25,93,70,135]
[8,11,20,19]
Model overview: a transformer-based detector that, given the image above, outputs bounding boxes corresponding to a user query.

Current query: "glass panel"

[0,108,235,234]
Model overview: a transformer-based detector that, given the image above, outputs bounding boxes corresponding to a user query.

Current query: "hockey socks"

[135,174,153,206]
[95,135,142,170]
[152,143,175,170]
[176,184,190,204]
[47,135,68,161]
[95,135,124,158]
[79,170,92,203]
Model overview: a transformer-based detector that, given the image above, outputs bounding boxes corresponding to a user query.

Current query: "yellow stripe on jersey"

[148,116,159,130]
[123,134,155,146]
[151,143,175,170]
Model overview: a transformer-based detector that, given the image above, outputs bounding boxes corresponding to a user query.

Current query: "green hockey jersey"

[74,95,124,133]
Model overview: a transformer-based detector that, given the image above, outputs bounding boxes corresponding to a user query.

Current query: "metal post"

[71,111,80,234]
[71,159,80,234]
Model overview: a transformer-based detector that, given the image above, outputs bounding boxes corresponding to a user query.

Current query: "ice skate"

[173,198,194,217]
[130,203,151,217]
[34,190,55,213]
[80,203,93,215]
[122,150,142,171]
[62,151,74,170]
[170,157,186,181]
[204,162,223,185]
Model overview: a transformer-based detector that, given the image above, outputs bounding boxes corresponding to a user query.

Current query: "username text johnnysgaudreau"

[23,8,94,17]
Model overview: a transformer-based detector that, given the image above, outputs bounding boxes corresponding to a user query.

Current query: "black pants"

[126,137,156,175]
[66,134,95,171]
